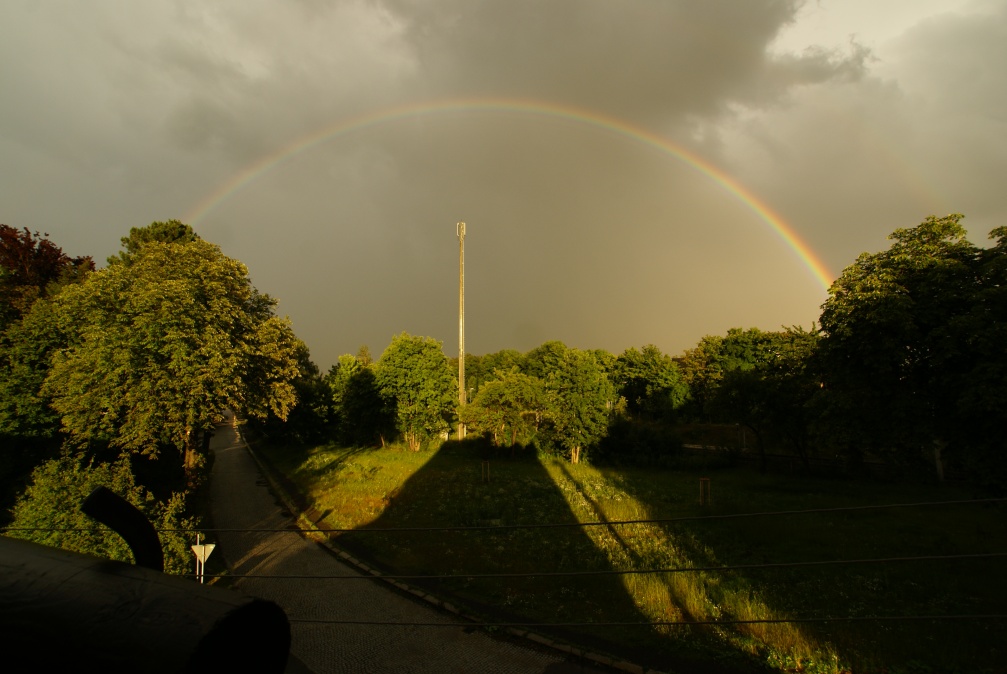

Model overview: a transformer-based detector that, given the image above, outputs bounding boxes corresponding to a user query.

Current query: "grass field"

[257,438,1007,674]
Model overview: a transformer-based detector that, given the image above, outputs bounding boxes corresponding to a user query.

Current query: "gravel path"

[208,417,600,674]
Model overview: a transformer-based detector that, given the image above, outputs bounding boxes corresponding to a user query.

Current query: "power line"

[5,497,1003,534]
[287,614,1007,627]
[203,551,1007,581]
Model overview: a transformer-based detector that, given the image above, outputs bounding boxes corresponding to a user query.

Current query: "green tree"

[0,297,68,440]
[706,328,820,471]
[677,334,724,416]
[469,348,524,396]
[326,353,394,446]
[759,327,821,470]
[613,344,688,421]
[460,368,550,448]
[588,348,617,375]
[42,237,301,475]
[679,327,790,420]
[375,333,457,451]
[327,354,363,421]
[1,228,94,495]
[817,214,982,477]
[523,340,569,380]
[1,224,93,329]
[481,349,524,376]
[542,346,615,464]
[345,366,394,446]
[7,453,197,574]
[953,227,1007,480]
[108,220,199,266]
[252,343,331,443]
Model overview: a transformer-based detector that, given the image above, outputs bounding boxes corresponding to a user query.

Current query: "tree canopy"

[817,214,1006,479]
[706,327,820,471]
[460,368,550,448]
[375,333,457,451]
[326,352,392,446]
[540,345,614,464]
[612,344,687,421]
[1,224,93,329]
[42,238,302,467]
[7,453,195,574]
[108,220,199,266]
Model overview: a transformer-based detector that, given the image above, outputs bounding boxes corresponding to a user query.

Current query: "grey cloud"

[165,98,245,155]
[3,1,999,369]
[385,0,866,125]
[721,0,1007,274]
[887,1,1007,133]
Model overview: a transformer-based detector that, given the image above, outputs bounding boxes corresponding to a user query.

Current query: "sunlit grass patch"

[262,441,437,529]
[541,458,843,671]
[257,439,1007,673]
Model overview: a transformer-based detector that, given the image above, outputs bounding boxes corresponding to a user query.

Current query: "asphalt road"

[208,416,603,674]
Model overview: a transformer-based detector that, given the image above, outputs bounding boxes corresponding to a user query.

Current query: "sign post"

[191,533,215,584]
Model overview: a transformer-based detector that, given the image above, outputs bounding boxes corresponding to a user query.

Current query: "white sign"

[191,543,215,564]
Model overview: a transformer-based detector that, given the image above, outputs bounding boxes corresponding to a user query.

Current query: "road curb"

[233,426,668,674]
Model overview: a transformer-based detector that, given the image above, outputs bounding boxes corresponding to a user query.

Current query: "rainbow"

[185,98,833,291]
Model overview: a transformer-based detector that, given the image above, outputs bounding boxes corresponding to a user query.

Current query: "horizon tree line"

[315,214,1007,486]
[2,211,1004,575]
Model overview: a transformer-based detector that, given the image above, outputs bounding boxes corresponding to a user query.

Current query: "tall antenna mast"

[457,221,466,440]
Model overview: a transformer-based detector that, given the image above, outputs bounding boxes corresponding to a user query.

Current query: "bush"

[7,453,198,574]
[594,417,683,467]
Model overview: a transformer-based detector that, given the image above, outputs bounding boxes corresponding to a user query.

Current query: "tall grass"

[544,458,841,671]
[258,440,1007,673]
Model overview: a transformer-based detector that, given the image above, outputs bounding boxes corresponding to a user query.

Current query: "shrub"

[7,453,198,574]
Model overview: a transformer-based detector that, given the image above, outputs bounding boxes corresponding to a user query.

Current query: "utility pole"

[457,221,466,440]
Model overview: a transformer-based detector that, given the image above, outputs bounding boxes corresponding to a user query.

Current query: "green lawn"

[257,438,1007,674]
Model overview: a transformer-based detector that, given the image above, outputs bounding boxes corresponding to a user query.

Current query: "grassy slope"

[259,439,1006,674]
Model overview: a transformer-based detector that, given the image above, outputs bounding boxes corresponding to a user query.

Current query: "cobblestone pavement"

[209,419,601,674]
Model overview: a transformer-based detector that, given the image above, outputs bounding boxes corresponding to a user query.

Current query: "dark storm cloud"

[385,0,866,125]
[1,1,1002,369]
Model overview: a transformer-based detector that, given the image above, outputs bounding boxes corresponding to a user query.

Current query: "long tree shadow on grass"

[334,439,765,674]
[598,462,1007,673]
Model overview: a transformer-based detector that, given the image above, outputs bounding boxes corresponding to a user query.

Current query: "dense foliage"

[0,224,94,330]
[459,368,549,448]
[325,350,393,446]
[817,214,1007,481]
[538,345,615,463]
[7,210,1004,582]
[676,214,1006,484]
[1,220,309,573]
[7,453,196,574]
[44,237,302,472]
[374,333,457,451]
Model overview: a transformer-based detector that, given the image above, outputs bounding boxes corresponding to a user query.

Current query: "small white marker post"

[191,533,216,584]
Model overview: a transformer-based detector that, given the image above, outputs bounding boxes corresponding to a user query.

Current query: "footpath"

[208,416,606,674]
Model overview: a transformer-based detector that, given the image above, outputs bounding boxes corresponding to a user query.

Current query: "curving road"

[208,416,602,674]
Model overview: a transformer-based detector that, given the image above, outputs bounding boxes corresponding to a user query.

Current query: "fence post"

[699,477,712,506]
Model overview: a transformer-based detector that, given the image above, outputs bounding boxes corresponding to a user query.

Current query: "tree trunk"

[182,427,198,486]
[786,430,811,473]
[933,440,945,482]
[747,424,766,473]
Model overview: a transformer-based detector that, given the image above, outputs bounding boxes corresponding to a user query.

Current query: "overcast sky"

[2,1,1004,370]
